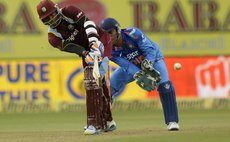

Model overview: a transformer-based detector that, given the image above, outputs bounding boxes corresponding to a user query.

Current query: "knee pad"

[158,80,174,94]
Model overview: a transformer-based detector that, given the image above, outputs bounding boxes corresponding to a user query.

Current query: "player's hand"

[85,50,103,65]
[90,41,104,57]
[85,41,104,64]
[141,59,154,71]
[133,70,156,92]
[85,52,102,65]
[141,59,161,83]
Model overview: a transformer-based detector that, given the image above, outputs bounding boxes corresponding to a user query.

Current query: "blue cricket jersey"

[110,27,163,76]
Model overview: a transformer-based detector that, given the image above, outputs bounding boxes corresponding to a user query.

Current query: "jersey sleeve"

[48,32,62,50]
[111,53,140,76]
[84,20,101,47]
[63,6,102,51]
[126,27,159,63]
[62,5,99,46]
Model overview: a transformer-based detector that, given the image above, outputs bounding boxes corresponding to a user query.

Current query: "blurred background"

[0,0,230,112]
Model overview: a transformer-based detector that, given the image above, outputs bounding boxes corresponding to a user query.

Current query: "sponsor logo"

[68,24,74,31]
[41,7,46,13]
[141,34,146,42]
[76,11,83,18]
[164,83,170,90]
[126,51,139,60]
[66,29,79,41]
[195,56,230,98]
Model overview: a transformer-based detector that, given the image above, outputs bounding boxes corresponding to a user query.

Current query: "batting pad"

[84,66,107,130]
[85,88,106,130]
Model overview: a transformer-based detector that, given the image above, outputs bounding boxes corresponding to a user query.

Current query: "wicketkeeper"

[36,0,116,135]
[100,18,180,131]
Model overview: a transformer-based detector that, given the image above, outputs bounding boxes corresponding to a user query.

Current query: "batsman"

[36,0,116,135]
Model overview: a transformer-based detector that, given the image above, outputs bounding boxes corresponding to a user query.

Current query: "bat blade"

[93,55,101,86]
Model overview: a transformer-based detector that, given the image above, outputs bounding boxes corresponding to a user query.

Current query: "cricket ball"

[174,63,182,70]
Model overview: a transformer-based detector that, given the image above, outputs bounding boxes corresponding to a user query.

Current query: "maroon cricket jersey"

[47,6,112,59]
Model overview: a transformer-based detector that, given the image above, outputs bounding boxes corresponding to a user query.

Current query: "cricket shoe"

[83,125,101,135]
[104,120,117,132]
[167,122,179,131]
[83,120,117,132]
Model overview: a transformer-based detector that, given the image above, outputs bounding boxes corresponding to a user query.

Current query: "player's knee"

[157,80,175,94]
[110,82,120,94]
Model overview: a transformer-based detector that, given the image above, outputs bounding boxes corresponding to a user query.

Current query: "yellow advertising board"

[0,0,229,59]
[0,59,147,111]
[0,60,60,103]
[1,57,230,112]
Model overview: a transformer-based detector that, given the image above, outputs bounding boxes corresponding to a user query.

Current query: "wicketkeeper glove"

[133,70,156,92]
[141,59,161,83]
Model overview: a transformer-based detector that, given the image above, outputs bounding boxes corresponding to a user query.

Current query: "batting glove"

[85,41,105,65]
[90,41,104,57]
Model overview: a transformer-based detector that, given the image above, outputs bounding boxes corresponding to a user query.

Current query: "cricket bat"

[93,54,101,86]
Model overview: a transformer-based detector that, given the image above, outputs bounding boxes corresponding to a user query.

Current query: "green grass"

[0,109,230,142]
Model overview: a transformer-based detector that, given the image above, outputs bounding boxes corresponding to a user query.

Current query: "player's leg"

[158,81,179,130]
[101,77,117,132]
[83,66,106,135]
[110,67,134,101]
[102,67,134,131]
[154,59,179,131]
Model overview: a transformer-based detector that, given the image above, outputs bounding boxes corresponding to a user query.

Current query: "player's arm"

[66,5,103,56]
[75,12,104,58]
[48,32,88,57]
[64,6,101,50]
[71,13,104,64]
[61,6,103,57]
[111,56,157,92]
[62,41,88,57]
[129,28,159,63]
[110,55,140,76]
